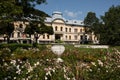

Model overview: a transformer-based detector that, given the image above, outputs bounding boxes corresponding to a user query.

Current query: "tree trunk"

[7,36,10,44]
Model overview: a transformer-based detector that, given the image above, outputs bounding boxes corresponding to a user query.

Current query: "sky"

[35,0,120,20]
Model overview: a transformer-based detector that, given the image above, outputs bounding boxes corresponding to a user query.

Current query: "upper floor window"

[74,29,78,32]
[60,27,63,31]
[65,35,67,39]
[65,28,68,32]
[74,35,77,40]
[80,29,82,32]
[55,26,57,31]
[69,28,71,32]
[69,35,71,40]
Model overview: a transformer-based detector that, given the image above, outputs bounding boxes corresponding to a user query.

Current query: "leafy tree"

[0,0,49,43]
[0,0,23,22]
[100,5,120,45]
[84,12,99,43]
[24,21,54,43]
[0,21,14,43]
[84,12,99,27]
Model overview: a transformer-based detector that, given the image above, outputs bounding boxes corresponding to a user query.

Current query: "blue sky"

[35,0,120,20]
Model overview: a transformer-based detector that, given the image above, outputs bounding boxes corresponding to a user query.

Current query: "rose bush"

[0,45,120,80]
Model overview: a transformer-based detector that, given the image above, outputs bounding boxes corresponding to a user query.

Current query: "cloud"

[64,10,82,18]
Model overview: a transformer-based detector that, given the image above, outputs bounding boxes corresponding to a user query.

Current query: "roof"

[45,11,84,26]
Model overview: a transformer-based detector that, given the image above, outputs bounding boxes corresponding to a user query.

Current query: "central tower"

[52,11,63,19]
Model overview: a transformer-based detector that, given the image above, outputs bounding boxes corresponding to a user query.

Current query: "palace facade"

[0,11,98,44]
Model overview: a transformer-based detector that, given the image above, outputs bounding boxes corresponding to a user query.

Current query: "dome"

[52,11,63,19]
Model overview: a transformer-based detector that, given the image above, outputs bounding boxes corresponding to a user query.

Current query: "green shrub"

[0,43,32,51]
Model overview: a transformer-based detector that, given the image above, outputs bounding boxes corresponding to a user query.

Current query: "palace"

[0,11,98,44]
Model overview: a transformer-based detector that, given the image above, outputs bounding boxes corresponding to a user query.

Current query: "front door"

[55,34,61,40]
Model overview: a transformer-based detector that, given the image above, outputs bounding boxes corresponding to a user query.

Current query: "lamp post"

[51,45,65,63]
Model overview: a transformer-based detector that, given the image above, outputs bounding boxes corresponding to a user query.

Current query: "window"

[65,28,68,32]
[69,35,71,40]
[74,29,78,32]
[81,35,83,40]
[83,29,85,32]
[80,29,82,32]
[43,35,45,39]
[60,27,63,31]
[69,28,71,32]
[74,35,77,40]
[17,32,20,37]
[74,21,77,23]
[47,35,49,39]
[65,35,67,39]
[55,26,57,31]
[19,24,23,28]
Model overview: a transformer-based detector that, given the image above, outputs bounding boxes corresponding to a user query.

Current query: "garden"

[0,43,120,80]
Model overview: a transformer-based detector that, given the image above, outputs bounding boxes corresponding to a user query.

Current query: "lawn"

[0,44,120,80]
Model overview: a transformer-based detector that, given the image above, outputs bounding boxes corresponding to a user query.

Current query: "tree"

[84,12,99,43]
[24,21,54,43]
[0,0,22,19]
[0,0,49,43]
[0,21,14,43]
[84,12,99,27]
[100,5,120,45]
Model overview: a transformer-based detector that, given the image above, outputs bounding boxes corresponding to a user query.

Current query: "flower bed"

[0,45,120,80]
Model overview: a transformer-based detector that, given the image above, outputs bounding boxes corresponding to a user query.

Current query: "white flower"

[64,74,67,78]
[98,60,103,67]
[45,76,48,80]
[118,65,120,68]
[28,66,33,73]
[106,70,108,72]
[14,77,16,79]
[4,62,8,66]
[56,58,63,63]
[67,77,70,80]
[16,65,20,69]
[46,59,49,61]
[46,71,51,76]
[10,60,16,65]
[89,69,92,72]
[63,67,66,73]
[4,78,8,80]
[91,62,96,66]
[22,78,25,80]
[36,62,40,65]
[16,69,21,74]
[34,63,37,67]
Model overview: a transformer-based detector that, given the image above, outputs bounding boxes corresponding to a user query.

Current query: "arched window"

[65,28,68,32]
[55,26,57,31]
[65,35,67,39]
[74,35,77,40]
[80,29,82,32]
[69,28,71,32]
[19,24,23,28]
[60,27,63,31]
[43,35,45,39]
[69,35,71,40]
[74,28,78,32]
[47,35,49,39]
